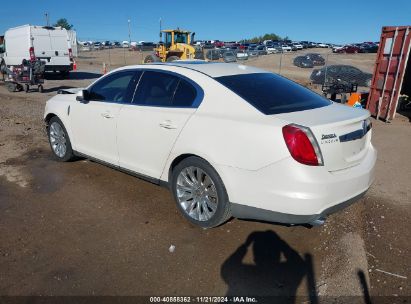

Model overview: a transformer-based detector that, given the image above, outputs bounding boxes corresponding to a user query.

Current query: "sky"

[0,0,410,44]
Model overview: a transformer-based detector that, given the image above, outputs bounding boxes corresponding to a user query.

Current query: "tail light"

[282,124,323,166]
[29,47,36,61]
[68,48,73,60]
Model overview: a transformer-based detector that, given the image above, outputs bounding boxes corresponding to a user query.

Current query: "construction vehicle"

[144,29,204,63]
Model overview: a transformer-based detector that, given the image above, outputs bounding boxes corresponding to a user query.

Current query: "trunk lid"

[276,103,372,171]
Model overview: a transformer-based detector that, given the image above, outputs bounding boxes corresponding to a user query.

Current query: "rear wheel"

[6,82,17,92]
[167,56,180,62]
[47,116,75,162]
[171,156,231,228]
[144,55,161,63]
[0,60,6,78]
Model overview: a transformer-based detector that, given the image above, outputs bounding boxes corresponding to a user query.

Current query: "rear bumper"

[44,64,73,72]
[231,190,367,225]
[216,144,377,224]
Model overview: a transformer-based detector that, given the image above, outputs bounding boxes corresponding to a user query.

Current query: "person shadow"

[221,230,318,304]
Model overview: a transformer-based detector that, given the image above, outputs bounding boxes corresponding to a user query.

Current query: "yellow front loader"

[144,29,204,63]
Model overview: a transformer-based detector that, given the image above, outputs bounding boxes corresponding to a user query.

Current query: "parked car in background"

[214,41,225,48]
[44,62,376,228]
[266,45,278,54]
[203,42,215,49]
[359,43,378,53]
[317,43,328,48]
[288,44,297,51]
[293,56,314,68]
[93,42,103,50]
[256,45,268,55]
[336,45,361,54]
[122,41,129,48]
[236,51,249,60]
[248,50,259,58]
[239,43,250,50]
[281,45,292,52]
[310,65,373,86]
[293,43,303,50]
[305,53,325,65]
[206,49,220,60]
[223,51,237,63]
[332,45,344,53]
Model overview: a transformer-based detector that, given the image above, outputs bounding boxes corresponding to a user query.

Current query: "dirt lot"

[0,49,409,302]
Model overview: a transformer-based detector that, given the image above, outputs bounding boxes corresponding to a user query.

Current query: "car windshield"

[215,73,331,115]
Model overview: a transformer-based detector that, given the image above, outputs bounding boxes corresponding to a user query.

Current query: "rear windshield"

[215,73,331,115]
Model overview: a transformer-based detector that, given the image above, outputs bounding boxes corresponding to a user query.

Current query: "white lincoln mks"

[44,62,376,228]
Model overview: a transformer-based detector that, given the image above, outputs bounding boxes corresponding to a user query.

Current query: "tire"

[144,55,160,63]
[6,82,17,92]
[0,60,6,75]
[38,85,44,93]
[166,56,180,62]
[25,84,29,93]
[47,116,75,162]
[194,50,205,60]
[171,156,231,228]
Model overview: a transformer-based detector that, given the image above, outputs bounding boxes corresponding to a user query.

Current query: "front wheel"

[144,55,161,63]
[166,56,180,62]
[171,157,231,228]
[47,116,75,162]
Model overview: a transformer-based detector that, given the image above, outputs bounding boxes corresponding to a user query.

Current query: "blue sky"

[0,0,410,44]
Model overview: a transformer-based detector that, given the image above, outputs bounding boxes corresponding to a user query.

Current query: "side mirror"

[76,89,90,103]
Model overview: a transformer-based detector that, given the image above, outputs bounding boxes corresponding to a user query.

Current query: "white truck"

[0,25,73,77]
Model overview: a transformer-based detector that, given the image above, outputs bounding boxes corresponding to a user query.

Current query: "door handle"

[159,120,177,129]
[101,112,114,119]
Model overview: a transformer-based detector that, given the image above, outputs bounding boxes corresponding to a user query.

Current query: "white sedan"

[281,45,292,52]
[44,62,376,228]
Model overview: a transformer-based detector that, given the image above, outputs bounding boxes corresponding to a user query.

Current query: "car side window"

[133,71,197,107]
[133,71,179,106]
[173,78,197,107]
[88,70,138,103]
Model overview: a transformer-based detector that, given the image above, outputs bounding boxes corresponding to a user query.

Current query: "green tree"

[53,18,73,30]
[245,33,284,43]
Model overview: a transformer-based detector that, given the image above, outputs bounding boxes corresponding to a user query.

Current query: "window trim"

[87,69,141,104]
[130,68,204,109]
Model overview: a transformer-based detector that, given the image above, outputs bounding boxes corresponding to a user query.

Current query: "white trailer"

[0,25,73,76]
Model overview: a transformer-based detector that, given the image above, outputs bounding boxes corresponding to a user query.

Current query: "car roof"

[120,61,266,78]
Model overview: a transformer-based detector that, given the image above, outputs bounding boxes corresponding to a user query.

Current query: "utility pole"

[128,19,131,44]
[45,12,50,26]
[159,17,162,42]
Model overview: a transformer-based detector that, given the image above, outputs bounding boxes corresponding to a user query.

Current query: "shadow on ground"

[221,230,318,303]
[44,71,101,80]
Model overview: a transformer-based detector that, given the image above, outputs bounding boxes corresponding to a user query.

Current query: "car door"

[70,70,139,165]
[117,70,202,179]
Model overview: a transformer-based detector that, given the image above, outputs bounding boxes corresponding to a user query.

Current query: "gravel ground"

[0,50,409,302]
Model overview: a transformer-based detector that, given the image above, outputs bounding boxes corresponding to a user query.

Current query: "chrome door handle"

[159,120,177,129]
[101,112,114,119]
